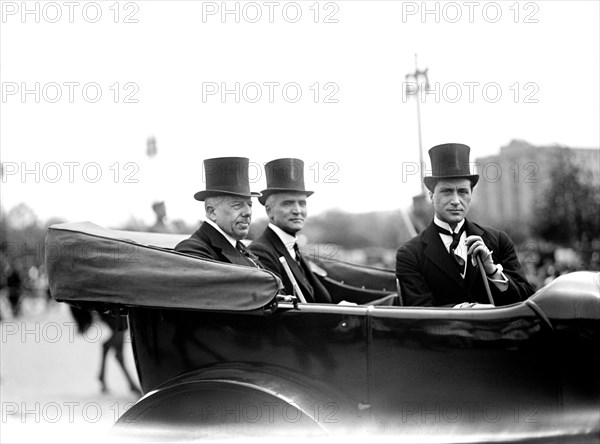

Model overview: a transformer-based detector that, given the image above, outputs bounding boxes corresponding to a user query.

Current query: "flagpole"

[405,54,430,194]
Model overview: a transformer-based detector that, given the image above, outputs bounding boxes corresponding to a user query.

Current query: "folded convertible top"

[46,222,281,311]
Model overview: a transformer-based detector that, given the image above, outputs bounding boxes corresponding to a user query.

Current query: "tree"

[534,149,600,267]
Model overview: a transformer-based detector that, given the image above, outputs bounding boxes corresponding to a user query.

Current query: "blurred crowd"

[0,263,52,320]
[522,258,585,292]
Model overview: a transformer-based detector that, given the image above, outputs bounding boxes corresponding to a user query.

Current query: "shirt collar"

[268,223,297,256]
[204,218,238,248]
[434,216,465,235]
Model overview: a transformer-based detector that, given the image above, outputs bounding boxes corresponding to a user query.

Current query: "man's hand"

[452,302,495,309]
[465,235,496,275]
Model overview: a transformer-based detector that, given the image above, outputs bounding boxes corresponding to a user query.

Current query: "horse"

[69,305,141,395]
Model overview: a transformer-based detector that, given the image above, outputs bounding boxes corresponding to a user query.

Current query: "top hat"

[423,143,480,192]
[194,157,262,201]
[258,158,314,205]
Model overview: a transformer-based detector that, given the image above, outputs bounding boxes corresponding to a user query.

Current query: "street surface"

[1,298,140,443]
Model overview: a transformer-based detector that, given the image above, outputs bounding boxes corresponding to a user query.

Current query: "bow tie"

[434,224,466,271]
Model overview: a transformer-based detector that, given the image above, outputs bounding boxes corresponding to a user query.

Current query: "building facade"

[472,140,599,234]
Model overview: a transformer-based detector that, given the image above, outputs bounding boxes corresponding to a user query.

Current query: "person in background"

[7,265,23,317]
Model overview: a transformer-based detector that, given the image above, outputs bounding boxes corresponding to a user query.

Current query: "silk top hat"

[258,158,314,205]
[423,143,480,192]
[194,157,262,201]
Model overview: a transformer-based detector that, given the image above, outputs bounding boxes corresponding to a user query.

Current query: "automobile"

[45,221,600,443]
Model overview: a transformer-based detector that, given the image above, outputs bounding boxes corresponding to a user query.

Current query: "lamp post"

[405,54,430,194]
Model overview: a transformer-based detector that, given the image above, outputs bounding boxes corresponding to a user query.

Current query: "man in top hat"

[396,143,535,307]
[175,157,262,268]
[249,158,332,303]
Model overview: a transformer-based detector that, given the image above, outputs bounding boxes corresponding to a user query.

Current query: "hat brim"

[423,175,479,192]
[258,188,314,206]
[194,190,262,201]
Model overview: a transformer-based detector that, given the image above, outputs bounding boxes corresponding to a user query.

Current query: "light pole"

[405,54,430,194]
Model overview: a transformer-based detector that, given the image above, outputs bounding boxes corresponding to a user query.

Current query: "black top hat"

[258,158,314,205]
[423,143,480,192]
[194,157,262,201]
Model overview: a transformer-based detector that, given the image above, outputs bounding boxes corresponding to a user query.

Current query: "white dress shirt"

[433,216,508,291]
[268,223,298,259]
[204,219,237,248]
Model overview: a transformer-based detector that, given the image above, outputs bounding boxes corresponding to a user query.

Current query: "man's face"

[430,178,472,226]
[266,192,308,235]
[206,195,253,240]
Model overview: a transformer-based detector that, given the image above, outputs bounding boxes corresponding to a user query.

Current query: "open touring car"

[46,222,600,442]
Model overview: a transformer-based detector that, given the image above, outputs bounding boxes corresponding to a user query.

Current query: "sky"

[1,0,599,228]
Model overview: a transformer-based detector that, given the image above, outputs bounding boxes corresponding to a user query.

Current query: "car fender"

[114,362,365,440]
[527,271,600,322]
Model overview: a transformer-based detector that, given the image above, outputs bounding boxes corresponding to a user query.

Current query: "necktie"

[293,243,306,275]
[294,243,304,272]
[236,241,259,268]
[434,224,466,272]
[294,243,302,264]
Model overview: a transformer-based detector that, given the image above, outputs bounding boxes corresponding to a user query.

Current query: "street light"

[405,54,431,194]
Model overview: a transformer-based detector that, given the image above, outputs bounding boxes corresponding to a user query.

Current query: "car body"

[46,222,600,442]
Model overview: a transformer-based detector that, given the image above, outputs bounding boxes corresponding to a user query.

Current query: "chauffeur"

[396,143,535,307]
[175,157,262,268]
[249,158,332,303]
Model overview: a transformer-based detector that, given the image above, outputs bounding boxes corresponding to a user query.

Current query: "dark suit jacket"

[175,222,260,268]
[249,227,332,303]
[396,220,535,307]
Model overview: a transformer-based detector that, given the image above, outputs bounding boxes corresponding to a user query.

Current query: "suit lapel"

[223,245,256,267]
[422,222,464,288]
[200,222,253,267]
[464,220,485,293]
[298,254,323,300]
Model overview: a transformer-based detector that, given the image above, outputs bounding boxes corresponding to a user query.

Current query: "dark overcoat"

[175,222,259,268]
[396,220,535,306]
[249,227,331,303]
